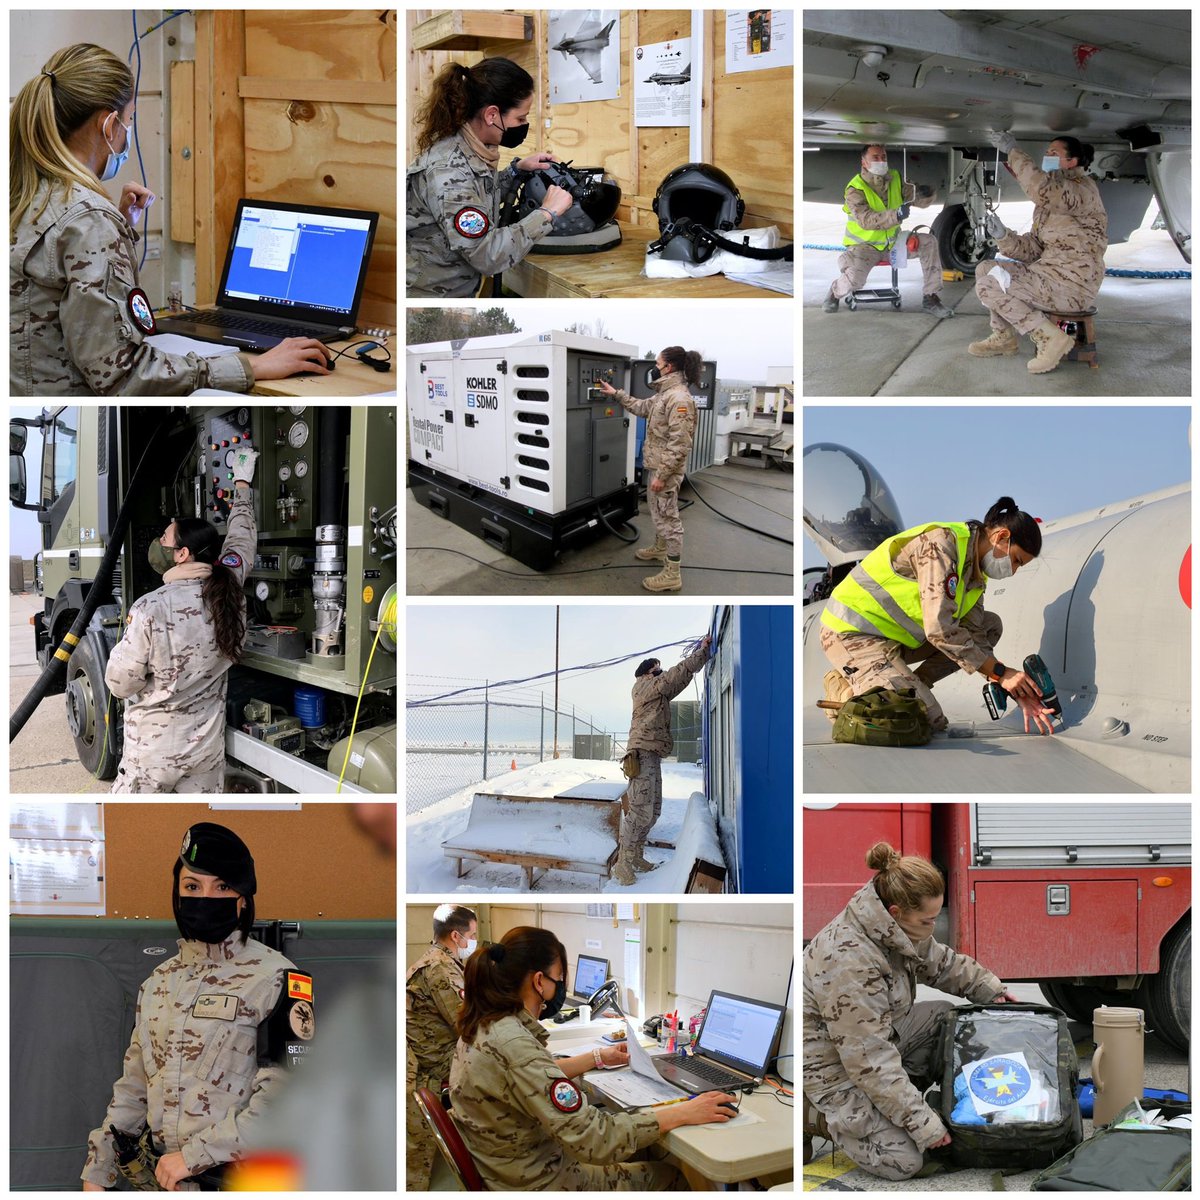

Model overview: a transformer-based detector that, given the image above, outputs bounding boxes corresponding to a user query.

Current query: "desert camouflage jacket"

[613,373,696,490]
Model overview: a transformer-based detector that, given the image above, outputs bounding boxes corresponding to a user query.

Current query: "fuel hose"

[10,418,167,743]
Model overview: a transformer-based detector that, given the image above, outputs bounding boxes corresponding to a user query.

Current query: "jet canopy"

[803,442,903,566]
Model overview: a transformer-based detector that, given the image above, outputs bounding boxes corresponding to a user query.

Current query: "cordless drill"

[982,654,1063,722]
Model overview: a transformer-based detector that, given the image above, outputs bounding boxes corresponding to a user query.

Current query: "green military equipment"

[1033,1096,1191,1191]
[110,1124,163,1191]
[933,1003,1083,1171]
[831,686,933,747]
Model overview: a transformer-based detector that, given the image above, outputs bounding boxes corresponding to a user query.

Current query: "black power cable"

[683,475,794,546]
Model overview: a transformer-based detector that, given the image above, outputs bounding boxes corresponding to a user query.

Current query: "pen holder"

[578,1004,591,1024]
[658,1027,692,1053]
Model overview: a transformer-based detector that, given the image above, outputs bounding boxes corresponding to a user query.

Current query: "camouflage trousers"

[406,1066,444,1190]
[820,613,1002,731]
[648,479,684,557]
[621,751,663,854]
[554,1157,683,1190]
[974,259,1098,336]
[111,755,225,794]
[832,236,943,299]
[814,1000,954,1181]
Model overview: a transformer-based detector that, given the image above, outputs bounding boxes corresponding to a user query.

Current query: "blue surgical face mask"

[1041,155,1061,172]
[99,111,132,182]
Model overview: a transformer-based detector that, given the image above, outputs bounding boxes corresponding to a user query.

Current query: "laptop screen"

[218,201,378,320]
[573,954,609,997]
[696,990,785,1075]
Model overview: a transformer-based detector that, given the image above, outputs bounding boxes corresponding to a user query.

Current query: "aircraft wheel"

[931,203,996,274]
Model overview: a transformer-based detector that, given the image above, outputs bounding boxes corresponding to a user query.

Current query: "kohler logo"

[465,376,498,390]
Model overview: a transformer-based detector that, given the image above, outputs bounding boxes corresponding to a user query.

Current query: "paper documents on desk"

[583,1068,687,1107]
[146,333,239,358]
[624,1018,662,1080]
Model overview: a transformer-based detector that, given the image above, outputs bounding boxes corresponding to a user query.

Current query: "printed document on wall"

[10,804,105,915]
[725,10,793,74]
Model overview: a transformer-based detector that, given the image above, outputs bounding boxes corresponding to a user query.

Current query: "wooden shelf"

[410,11,532,51]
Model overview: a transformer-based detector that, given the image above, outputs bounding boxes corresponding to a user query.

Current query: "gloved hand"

[986,129,1018,154]
[895,202,911,221]
[230,446,259,483]
[985,212,1007,240]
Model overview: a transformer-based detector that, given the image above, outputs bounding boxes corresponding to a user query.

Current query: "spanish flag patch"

[676,405,689,414]
[286,972,313,1002]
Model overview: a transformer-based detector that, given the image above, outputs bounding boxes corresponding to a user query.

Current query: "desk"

[502,225,789,299]
[542,1014,626,1048]
[663,1087,793,1185]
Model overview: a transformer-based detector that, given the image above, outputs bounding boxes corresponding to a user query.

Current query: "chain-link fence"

[406,694,610,814]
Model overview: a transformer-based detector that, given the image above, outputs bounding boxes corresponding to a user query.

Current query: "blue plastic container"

[293,686,326,729]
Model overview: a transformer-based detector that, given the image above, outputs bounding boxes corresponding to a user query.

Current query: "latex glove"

[986,129,1018,154]
[895,202,911,221]
[119,182,156,227]
[230,446,259,483]
[985,212,1007,240]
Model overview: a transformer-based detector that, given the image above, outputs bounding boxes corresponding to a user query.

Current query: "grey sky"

[406,604,712,731]
[469,301,794,381]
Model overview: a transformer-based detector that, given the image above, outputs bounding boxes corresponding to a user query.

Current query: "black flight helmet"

[652,163,746,263]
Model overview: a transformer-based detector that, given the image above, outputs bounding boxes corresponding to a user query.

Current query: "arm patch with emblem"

[257,970,315,1067]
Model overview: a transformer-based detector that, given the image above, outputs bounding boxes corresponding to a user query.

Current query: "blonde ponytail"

[866,841,944,912]
[11,43,134,241]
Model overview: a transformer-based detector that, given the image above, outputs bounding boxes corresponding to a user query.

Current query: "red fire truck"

[803,802,1190,1052]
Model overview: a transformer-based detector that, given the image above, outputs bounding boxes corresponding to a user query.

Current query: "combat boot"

[822,287,840,313]
[803,1094,832,1164]
[1028,320,1074,374]
[612,847,636,887]
[922,294,954,319]
[642,555,682,594]
[822,670,852,723]
[968,327,1020,357]
[631,843,655,871]
[635,536,668,563]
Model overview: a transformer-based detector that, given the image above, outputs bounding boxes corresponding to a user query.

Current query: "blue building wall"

[702,605,794,893]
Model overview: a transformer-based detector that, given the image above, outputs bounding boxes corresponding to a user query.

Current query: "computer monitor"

[216,199,378,323]
[573,953,609,998]
[695,989,786,1076]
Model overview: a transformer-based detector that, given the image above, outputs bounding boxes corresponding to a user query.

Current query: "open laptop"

[156,199,379,350]
[568,953,610,1006]
[654,989,787,1092]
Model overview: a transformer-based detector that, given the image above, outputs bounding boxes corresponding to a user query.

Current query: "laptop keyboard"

[679,1056,745,1087]
[187,310,338,342]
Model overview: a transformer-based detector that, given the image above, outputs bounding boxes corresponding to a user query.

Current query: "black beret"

[179,822,257,896]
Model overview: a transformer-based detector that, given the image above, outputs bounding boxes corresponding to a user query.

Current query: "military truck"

[10,405,397,793]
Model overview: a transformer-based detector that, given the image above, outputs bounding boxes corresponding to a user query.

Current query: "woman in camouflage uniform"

[450,926,735,1190]
[803,843,1015,1180]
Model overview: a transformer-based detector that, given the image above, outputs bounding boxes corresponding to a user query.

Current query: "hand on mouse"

[252,338,333,381]
[655,1091,739,1133]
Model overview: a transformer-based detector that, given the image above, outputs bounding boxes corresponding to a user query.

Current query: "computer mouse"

[716,1101,740,1114]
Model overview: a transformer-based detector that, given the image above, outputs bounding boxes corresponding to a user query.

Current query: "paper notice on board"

[725,10,793,74]
[634,38,692,127]
[10,804,105,915]
[624,926,642,1008]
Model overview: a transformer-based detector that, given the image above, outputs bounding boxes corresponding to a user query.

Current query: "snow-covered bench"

[442,783,625,889]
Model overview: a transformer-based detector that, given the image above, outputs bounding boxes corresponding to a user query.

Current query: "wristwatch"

[987,662,1007,683]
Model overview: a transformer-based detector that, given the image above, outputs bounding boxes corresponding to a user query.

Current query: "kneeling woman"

[803,843,1016,1180]
[451,927,734,1190]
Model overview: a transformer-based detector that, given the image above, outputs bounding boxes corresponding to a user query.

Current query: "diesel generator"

[10,405,397,793]
[407,330,645,568]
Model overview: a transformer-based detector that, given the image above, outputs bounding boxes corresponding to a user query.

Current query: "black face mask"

[497,116,529,149]
[652,667,663,676]
[539,973,568,1019]
[176,897,240,944]
[648,365,662,383]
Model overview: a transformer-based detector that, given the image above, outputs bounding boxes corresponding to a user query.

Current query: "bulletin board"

[99,804,395,920]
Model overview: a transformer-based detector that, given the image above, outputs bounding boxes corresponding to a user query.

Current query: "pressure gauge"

[288,553,305,572]
[237,407,250,426]
[294,458,308,478]
[278,462,292,482]
[255,581,272,602]
[288,420,309,449]
[289,404,306,416]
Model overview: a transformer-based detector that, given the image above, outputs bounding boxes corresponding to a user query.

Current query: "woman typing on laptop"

[10,44,332,396]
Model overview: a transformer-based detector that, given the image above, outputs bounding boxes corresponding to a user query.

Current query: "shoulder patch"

[286,971,313,1002]
[944,573,958,600]
[548,1077,583,1113]
[127,287,156,334]
[676,405,690,415]
[453,207,490,239]
[221,551,243,570]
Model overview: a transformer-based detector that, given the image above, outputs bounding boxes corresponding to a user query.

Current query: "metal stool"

[846,257,902,310]
[1040,307,1099,369]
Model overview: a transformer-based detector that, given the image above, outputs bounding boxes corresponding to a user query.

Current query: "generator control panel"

[566,353,630,408]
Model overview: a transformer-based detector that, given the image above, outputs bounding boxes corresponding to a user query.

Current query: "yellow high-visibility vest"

[843,170,903,252]
[821,521,984,647]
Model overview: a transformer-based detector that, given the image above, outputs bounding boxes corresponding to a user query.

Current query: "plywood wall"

[407,9,792,237]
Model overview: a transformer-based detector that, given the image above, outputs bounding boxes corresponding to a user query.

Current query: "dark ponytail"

[660,345,703,385]
[981,496,1042,557]
[457,925,566,1044]
[173,517,247,663]
[1056,136,1094,169]
[416,57,534,155]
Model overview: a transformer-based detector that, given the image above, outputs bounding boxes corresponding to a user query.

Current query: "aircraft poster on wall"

[634,38,692,127]
[549,9,621,104]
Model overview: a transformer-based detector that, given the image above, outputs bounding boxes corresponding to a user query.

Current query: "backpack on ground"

[1031,1096,1191,1191]
[831,686,932,747]
[933,1003,1083,1170]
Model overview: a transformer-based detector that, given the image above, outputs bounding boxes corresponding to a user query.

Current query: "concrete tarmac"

[406,462,794,595]
[9,591,108,794]
[802,201,1190,397]
[804,982,1189,1192]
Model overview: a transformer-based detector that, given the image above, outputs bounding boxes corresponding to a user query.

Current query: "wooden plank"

[246,9,397,81]
[239,77,396,105]
[169,60,195,244]
[411,10,531,52]
[193,12,216,302]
